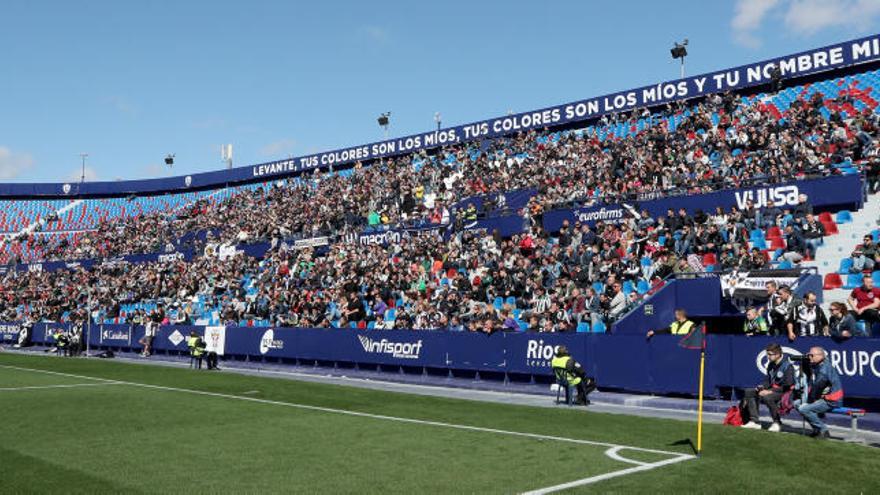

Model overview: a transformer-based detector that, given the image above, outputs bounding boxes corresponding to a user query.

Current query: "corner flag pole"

[696,348,706,456]
[678,321,707,456]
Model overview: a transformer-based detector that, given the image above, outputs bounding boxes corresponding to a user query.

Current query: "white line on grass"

[0,363,695,490]
[0,382,120,392]
[522,453,693,495]
[104,355,729,420]
[604,446,648,466]
[108,354,727,420]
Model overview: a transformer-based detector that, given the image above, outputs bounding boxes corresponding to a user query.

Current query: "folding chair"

[189,347,203,369]
[553,367,576,405]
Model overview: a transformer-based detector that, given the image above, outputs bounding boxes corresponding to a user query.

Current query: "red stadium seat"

[821,221,839,235]
[766,226,782,238]
[824,273,843,290]
[818,212,833,223]
[768,237,786,249]
[702,253,717,266]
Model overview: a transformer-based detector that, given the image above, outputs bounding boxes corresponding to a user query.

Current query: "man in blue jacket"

[741,343,795,432]
[797,346,844,439]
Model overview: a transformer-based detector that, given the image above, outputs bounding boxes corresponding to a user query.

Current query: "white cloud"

[358,25,390,44]
[0,146,35,179]
[732,0,782,48]
[68,166,99,182]
[732,0,880,47]
[784,0,880,34]
[259,138,296,157]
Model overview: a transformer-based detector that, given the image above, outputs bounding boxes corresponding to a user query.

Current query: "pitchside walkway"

[7,345,879,445]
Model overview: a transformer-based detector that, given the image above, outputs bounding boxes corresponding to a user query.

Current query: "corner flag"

[678,322,706,350]
[679,323,707,456]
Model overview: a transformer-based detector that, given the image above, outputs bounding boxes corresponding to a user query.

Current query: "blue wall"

[7,323,879,400]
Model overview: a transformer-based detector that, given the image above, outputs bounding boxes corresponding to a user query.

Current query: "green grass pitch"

[0,353,877,493]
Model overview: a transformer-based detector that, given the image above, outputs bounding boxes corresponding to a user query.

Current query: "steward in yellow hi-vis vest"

[187,331,220,371]
[551,346,597,406]
[188,332,206,369]
[646,309,695,338]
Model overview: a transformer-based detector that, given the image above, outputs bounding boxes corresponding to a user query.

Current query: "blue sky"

[0,0,878,183]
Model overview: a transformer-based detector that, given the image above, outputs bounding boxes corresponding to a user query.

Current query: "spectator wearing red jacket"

[848,275,880,334]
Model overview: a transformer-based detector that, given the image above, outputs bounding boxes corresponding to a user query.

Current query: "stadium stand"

[0,65,878,334]
[5,67,880,265]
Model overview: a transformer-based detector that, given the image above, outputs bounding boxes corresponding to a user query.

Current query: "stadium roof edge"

[5,32,880,200]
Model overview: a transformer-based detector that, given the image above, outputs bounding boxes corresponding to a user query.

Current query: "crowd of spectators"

[7,80,877,266]
[752,274,878,340]
[0,188,837,334]
[0,74,879,335]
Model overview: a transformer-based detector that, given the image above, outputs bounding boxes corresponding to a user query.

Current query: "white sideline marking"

[604,446,648,466]
[522,454,693,495]
[0,364,695,490]
[110,355,723,419]
[0,382,118,392]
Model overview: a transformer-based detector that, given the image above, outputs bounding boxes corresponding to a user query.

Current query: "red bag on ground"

[723,405,743,426]
[778,390,795,416]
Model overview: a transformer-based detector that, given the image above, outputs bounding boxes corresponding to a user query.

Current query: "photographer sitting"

[797,346,843,439]
[551,346,596,406]
[741,343,794,432]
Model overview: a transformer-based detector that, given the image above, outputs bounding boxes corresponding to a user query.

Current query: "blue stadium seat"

[836,211,853,224]
[505,296,516,308]
[856,320,867,335]
[839,258,854,274]
[777,260,793,269]
[622,281,634,295]
[385,309,396,321]
[592,321,607,333]
[845,273,863,289]
[872,271,880,287]
[576,322,590,333]
[493,297,504,310]
[636,280,650,294]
